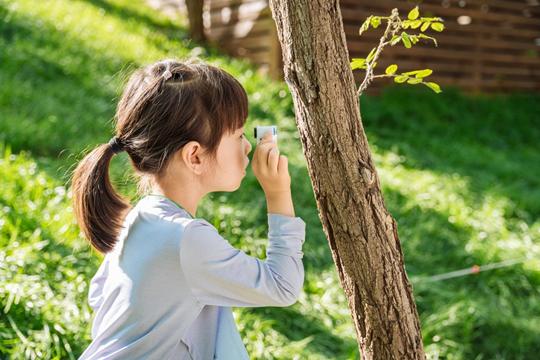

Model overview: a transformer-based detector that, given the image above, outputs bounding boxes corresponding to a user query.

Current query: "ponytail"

[71,142,131,254]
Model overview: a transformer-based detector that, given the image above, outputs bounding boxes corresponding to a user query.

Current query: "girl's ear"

[180,141,206,176]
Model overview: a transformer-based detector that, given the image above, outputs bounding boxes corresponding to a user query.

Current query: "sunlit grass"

[0,145,96,358]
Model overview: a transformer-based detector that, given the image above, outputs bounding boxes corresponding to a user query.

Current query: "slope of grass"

[1,0,539,359]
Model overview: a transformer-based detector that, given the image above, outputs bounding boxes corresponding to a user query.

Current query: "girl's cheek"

[243,139,252,154]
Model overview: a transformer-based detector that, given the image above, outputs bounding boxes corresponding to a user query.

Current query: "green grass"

[1,0,539,359]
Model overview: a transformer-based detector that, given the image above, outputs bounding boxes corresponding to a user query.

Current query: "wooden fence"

[205,0,540,94]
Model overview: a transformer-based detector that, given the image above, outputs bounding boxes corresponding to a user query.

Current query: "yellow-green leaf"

[359,16,371,35]
[371,16,381,29]
[390,34,401,46]
[402,70,422,76]
[350,58,366,70]
[401,33,412,48]
[424,81,442,93]
[394,75,408,83]
[385,64,398,75]
[408,6,419,20]
[421,22,430,32]
[410,20,422,29]
[366,47,377,63]
[407,78,423,84]
[415,69,433,78]
[431,22,445,32]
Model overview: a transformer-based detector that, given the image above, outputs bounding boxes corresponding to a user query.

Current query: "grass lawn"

[1,0,539,358]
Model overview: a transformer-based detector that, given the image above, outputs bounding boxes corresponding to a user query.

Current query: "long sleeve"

[179,213,306,307]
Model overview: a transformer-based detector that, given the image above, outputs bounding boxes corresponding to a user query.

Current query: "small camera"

[254,125,277,145]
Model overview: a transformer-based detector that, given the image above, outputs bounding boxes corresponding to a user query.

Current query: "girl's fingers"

[253,143,267,171]
[277,154,287,174]
[254,134,276,171]
[267,147,279,174]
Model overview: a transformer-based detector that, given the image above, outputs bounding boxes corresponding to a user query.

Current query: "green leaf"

[415,69,433,78]
[421,22,430,32]
[366,48,377,63]
[371,16,381,29]
[390,34,401,46]
[407,78,423,84]
[402,70,422,76]
[431,22,445,32]
[394,75,408,83]
[401,32,412,48]
[350,58,366,70]
[408,6,419,20]
[410,35,419,44]
[385,64,398,75]
[410,20,422,29]
[424,81,442,93]
[359,16,371,35]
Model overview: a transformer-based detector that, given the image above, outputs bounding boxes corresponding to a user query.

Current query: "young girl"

[71,58,306,359]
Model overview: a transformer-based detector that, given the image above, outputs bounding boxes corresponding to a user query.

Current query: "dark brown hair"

[71,58,248,254]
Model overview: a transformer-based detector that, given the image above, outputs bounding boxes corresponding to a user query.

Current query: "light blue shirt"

[78,194,306,359]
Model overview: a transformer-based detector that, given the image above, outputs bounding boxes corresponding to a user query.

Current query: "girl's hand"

[251,131,291,195]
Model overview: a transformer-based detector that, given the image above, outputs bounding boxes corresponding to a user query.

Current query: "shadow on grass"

[248,306,359,358]
[0,3,124,157]
[382,188,476,275]
[80,0,190,41]
[413,265,540,359]
[361,86,540,223]
[78,0,235,60]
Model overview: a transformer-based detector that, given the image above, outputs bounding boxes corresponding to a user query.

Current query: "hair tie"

[108,136,125,154]
[162,69,172,81]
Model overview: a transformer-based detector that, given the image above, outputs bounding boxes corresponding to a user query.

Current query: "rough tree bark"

[267,1,426,359]
[185,0,206,42]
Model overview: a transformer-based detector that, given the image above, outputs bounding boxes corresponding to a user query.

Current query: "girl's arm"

[265,189,295,217]
[179,213,306,307]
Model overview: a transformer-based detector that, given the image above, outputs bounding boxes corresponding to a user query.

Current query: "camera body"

[254,125,277,144]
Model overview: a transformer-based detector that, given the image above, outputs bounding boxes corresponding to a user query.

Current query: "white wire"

[412,256,531,283]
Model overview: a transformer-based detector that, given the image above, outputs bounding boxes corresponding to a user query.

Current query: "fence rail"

[206,0,540,94]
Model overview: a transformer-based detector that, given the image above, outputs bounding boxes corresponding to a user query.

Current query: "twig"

[357,8,401,97]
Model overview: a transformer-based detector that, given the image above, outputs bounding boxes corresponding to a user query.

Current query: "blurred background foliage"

[0,0,539,359]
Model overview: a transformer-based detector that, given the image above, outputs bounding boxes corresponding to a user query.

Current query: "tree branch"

[357,8,401,97]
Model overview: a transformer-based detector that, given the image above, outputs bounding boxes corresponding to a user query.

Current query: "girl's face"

[208,126,252,191]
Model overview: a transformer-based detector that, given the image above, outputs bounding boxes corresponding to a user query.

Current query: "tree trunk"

[185,0,206,42]
[267,1,426,359]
